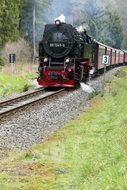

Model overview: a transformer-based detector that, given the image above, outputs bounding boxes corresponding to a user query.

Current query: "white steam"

[54,14,66,23]
[80,82,94,93]
[76,23,89,33]
[76,26,84,32]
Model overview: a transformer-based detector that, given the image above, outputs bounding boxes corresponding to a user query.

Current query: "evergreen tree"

[104,10,123,48]
[20,0,51,43]
[83,0,105,41]
[0,0,20,47]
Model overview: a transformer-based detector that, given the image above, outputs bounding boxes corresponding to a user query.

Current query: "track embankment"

[0,67,123,151]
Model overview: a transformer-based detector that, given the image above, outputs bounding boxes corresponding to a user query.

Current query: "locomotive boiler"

[37,19,93,87]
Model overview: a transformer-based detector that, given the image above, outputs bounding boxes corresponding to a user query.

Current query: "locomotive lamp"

[43,57,48,62]
[65,58,70,63]
[55,19,61,26]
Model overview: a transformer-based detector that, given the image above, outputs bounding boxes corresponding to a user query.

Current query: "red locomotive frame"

[37,57,90,87]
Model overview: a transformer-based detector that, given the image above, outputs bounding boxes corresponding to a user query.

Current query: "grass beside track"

[0,68,127,189]
[0,72,36,96]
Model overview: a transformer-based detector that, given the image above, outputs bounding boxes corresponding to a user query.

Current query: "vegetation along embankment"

[0,68,127,189]
[0,72,36,96]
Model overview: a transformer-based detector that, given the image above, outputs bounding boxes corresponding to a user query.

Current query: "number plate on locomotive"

[49,72,59,80]
[50,43,65,47]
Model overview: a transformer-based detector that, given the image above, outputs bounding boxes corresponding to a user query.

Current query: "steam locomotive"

[37,19,127,87]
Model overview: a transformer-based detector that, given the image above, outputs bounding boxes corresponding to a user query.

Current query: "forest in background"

[0,0,127,64]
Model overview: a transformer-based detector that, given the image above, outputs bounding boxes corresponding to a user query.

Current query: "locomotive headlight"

[43,57,48,62]
[65,58,70,63]
[55,19,61,26]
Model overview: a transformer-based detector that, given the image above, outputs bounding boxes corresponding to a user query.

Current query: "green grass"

[0,72,36,96]
[0,68,127,189]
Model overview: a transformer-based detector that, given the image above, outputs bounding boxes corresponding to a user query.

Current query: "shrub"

[22,84,30,92]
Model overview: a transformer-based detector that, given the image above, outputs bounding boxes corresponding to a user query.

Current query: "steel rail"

[0,89,65,118]
[0,88,46,107]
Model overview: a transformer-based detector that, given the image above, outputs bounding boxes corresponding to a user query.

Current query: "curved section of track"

[0,88,65,119]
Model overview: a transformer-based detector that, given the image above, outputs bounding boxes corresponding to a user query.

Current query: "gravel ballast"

[0,68,123,151]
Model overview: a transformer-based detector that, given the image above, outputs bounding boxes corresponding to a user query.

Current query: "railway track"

[0,88,65,119]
